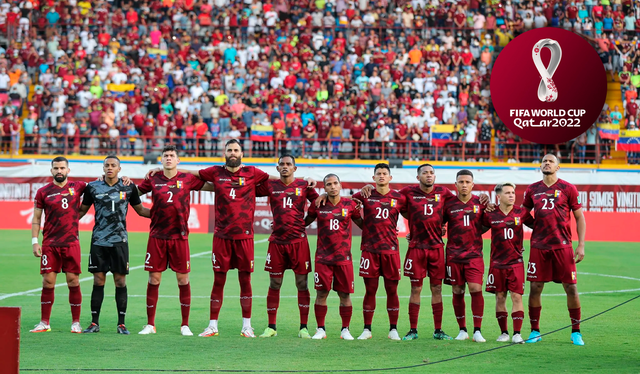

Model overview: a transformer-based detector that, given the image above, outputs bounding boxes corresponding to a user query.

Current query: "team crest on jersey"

[176,181,183,189]
[473,205,479,213]
[554,190,561,198]
[390,199,397,207]
[68,188,75,196]
[120,192,127,200]
[238,177,246,186]
[295,188,302,196]
[434,194,441,202]
[514,217,521,226]
[341,209,348,216]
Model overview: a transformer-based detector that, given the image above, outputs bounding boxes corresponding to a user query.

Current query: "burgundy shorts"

[486,263,526,295]
[264,240,312,277]
[212,237,255,273]
[527,247,577,284]
[40,241,82,274]
[403,245,445,285]
[145,237,190,273]
[314,262,354,294]
[444,257,485,286]
[359,251,401,280]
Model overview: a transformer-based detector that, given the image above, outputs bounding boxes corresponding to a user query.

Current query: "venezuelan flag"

[238,178,246,186]
[430,124,455,146]
[69,188,75,196]
[434,194,440,202]
[176,181,183,189]
[251,125,274,142]
[295,188,301,196]
[341,209,347,216]
[473,205,479,213]
[390,199,397,207]
[554,190,561,197]
[120,192,127,200]
[598,123,620,140]
[514,217,520,226]
[617,129,640,151]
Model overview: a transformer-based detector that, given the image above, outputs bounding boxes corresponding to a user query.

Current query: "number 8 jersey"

[34,181,88,246]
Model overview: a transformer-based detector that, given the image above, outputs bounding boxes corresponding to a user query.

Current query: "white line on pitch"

[0,238,269,301]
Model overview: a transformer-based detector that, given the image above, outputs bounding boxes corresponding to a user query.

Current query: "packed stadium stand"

[0,0,639,164]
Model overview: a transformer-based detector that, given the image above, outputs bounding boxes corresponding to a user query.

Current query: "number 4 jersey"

[34,181,88,246]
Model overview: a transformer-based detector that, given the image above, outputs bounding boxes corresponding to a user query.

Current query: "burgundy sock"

[432,302,443,330]
[314,304,327,327]
[384,279,399,326]
[68,285,82,323]
[470,291,484,329]
[496,311,509,333]
[452,293,466,329]
[363,278,378,326]
[529,305,542,331]
[267,288,280,325]
[178,283,191,326]
[41,287,54,325]
[408,302,420,329]
[298,290,310,325]
[512,311,524,333]
[569,308,581,331]
[210,272,227,320]
[146,283,159,326]
[339,305,352,329]
[238,272,252,319]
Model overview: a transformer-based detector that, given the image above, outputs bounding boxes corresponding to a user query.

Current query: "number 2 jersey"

[307,198,361,265]
[34,181,88,246]
[522,179,581,250]
[443,195,485,263]
[256,179,320,244]
[482,207,534,268]
[352,190,406,254]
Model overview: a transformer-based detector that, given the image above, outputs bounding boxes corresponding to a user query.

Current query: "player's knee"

[176,274,189,286]
[295,278,308,291]
[452,285,465,294]
[148,273,161,285]
[316,290,329,301]
[410,285,423,294]
[269,278,283,290]
[530,282,544,295]
[337,292,351,303]
[93,273,106,286]
[563,283,579,296]
[113,274,126,288]
[429,283,442,295]
[468,283,482,293]
[42,277,56,288]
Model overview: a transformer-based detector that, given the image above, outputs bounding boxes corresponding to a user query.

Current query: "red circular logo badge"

[490,28,607,144]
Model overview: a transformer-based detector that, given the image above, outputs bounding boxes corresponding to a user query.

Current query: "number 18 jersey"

[307,198,361,265]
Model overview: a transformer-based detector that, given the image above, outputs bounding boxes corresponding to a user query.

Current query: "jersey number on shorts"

[61,198,68,209]
[376,207,389,219]
[542,198,555,210]
[266,253,271,264]
[503,228,514,240]
[330,219,339,230]
[42,254,48,266]
[404,259,413,270]
[487,273,494,285]
[359,257,370,270]
[424,204,433,216]
[446,266,452,277]
[283,197,293,208]
[314,272,319,284]
[527,262,537,274]
[145,253,151,264]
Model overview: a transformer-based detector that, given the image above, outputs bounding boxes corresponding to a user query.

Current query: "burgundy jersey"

[399,185,455,248]
[352,190,406,254]
[138,172,205,240]
[256,179,320,244]
[199,165,269,240]
[34,181,87,246]
[482,207,534,268]
[307,198,361,265]
[443,195,486,263]
[522,179,581,250]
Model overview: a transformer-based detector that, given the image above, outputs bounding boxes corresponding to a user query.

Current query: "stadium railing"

[17,134,623,164]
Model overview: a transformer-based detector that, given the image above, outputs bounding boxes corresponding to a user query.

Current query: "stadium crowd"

[0,0,638,163]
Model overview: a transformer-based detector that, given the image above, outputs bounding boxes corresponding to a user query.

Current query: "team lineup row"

[29,140,586,345]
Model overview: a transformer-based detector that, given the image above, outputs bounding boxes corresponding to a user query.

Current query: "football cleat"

[311,328,327,340]
[298,328,312,339]
[433,331,453,340]
[138,324,156,335]
[259,327,277,338]
[71,322,82,334]
[571,332,585,346]
[402,331,419,341]
[181,326,194,336]
[455,330,469,340]
[357,329,372,340]
[526,330,542,343]
[472,331,486,343]
[82,322,100,333]
[117,324,130,335]
[30,322,51,333]
[496,333,510,342]
[198,326,219,337]
[512,333,524,344]
[388,329,401,341]
[340,328,354,340]
[240,326,256,338]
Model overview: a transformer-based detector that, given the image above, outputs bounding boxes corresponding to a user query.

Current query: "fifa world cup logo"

[532,39,562,103]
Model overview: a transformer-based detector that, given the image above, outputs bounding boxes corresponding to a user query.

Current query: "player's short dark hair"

[161,145,178,156]
[417,163,434,174]
[495,182,516,194]
[323,173,341,184]
[51,156,68,166]
[374,163,390,174]
[278,154,296,166]
[104,155,120,165]
[456,169,474,180]
[225,138,243,151]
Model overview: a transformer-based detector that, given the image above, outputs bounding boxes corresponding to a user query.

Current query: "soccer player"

[522,154,586,346]
[305,174,362,340]
[443,170,487,343]
[137,145,214,336]
[30,156,87,333]
[481,183,534,344]
[351,163,406,341]
[79,155,150,335]
[255,154,320,339]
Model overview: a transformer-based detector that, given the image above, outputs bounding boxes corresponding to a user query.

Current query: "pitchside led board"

[491,28,608,144]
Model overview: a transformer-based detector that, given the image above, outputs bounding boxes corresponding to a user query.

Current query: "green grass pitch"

[1,229,639,373]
